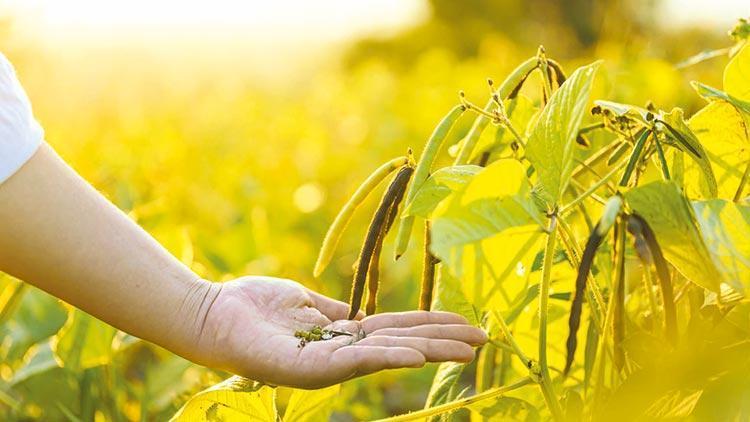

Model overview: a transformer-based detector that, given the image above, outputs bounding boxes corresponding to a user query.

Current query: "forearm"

[0,144,218,362]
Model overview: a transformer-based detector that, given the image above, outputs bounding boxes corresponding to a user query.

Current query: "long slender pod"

[366,167,413,315]
[627,213,678,344]
[314,156,409,277]
[394,105,465,260]
[547,59,567,86]
[618,128,650,187]
[612,219,627,372]
[349,166,414,319]
[419,221,438,310]
[564,196,622,375]
[454,57,538,165]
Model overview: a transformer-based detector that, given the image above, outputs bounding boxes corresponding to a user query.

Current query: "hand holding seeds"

[193,276,487,389]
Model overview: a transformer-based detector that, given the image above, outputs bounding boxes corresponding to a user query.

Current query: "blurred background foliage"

[0,0,746,420]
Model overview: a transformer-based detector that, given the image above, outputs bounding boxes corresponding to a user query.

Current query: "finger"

[307,289,365,321]
[369,324,488,346]
[357,336,476,362]
[329,345,425,378]
[362,311,469,333]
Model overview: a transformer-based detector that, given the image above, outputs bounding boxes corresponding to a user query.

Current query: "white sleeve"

[0,52,44,184]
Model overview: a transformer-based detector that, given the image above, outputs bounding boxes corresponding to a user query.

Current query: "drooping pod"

[314,155,409,277]
[394,105,466,260]
[454,56,539,165]
[626,213,678,344]
[418,221,439,311]
[564,195,622,375]
[547,59,567,86]
[619,128,651,187]
[349,165,415,319]
[365,167,412,315]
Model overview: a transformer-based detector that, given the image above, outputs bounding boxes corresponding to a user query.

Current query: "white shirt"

[0,52,44,184]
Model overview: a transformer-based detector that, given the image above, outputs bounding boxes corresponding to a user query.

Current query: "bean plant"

[173,20,750,421]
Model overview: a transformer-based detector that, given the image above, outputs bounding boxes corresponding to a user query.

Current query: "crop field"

[0,3,749,421]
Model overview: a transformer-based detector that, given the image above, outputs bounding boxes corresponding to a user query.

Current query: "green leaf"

[403,165,482,218]
[171,376,277,421]
[433,265,480,326]
[644,389,703,419]
[660,108,718,197]
[468,396,541,421]
[686,101,750,199]
[10,341,59,386]
[283,385,340,422]
[624,181,721,292]
[725,43,750,102]
[52,308,117,371]
[593,100,651,122]
[692,199,750,293]
[691,81,750,115]
[526,61,601,204]
[430,160,544,309]
[424,362,465,414]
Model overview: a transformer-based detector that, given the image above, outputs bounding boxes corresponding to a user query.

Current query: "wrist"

[168,277,224,365]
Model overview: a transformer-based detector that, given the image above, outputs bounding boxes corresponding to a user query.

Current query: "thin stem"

[487,338,516,354]
[375,377,535,422]
[734,159,750,202]
[561,157,629,215]
[538,215,565,421]
[572,141,622,179]
[492,310,532,367]
[579,122,606,134]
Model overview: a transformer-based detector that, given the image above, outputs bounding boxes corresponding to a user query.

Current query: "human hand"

[193,276,487,389]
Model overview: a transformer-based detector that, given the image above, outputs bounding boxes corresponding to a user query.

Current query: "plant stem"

[561,157,629,215]
[537,215,565,422]
[492,310,532,367]
[734,159,750,202]
[374,377,534,422]
[579,122,606,134]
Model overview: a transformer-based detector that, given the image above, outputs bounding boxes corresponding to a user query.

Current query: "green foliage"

[526,61,600,205]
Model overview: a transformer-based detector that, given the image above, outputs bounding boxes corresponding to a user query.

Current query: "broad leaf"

[725,43,750,101]
[691,81,750,115]
[692,199,750,293]
[469,396,541,421]
[624,181,721,292]
[685,101,750,199]
[403,165,482,218]
[10,342,59,386]
[594,100,651,122]
[660,108,717,197]
[430,160,544,309]
[433,265,480,326]
[526,61,601,204]
[283,385,340,422]
[52,308,118,371]
[424,361,465,416]
[171,376,276,421]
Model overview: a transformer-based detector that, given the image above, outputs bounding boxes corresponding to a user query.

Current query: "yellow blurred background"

[0,0,748,420]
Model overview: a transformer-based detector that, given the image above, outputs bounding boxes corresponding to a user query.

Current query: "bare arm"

[0,144,486,388]
[0,144,213,362]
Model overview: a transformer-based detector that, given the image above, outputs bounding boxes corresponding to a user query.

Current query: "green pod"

[454,56,539,165]
[314,155,408,277]
[627,214,678,344]
[418,221,439,310]
[349,165,414,319]
[394,104,466,259]
[618,128,651,187]
[596,195,623,237]
[365,168,412,315]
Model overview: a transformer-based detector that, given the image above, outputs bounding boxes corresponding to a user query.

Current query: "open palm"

[195,276,487,389]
